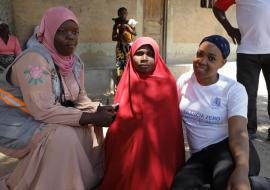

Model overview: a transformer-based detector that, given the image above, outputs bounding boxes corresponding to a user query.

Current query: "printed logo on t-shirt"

[210,97,221,108]
[182,109,221,125]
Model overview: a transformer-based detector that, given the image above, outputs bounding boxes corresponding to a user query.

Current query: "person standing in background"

[213,0,270,141]
[112,7,137,85]
[0,20,21,70]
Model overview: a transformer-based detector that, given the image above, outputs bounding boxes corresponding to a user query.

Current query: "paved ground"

[220,62,270,177]
[1,62,270,178]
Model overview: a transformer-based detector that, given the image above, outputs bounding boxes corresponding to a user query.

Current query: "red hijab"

[98,37,185,190]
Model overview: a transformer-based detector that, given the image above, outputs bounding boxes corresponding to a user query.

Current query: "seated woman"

[172,35,270,190]
[0,20,21,69]
[98,37,185,190]
[0,6,116,190]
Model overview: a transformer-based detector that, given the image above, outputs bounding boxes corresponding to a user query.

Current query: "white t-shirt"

[236,0,270,54]
[177,72,247,153]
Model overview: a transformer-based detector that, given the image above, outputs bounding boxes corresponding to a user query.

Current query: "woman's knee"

[212,160,234,190]
[212,173,230,190]
[46,126,83,152]
[172,169,207,190]
[250,176,270,190]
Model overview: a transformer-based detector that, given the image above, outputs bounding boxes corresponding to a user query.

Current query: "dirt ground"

[1,96,270,179]
[0,95,270,181]
[252,95,270,177]
[218,62,270,178]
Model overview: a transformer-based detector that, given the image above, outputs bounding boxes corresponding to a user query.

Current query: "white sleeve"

[176,72,191,101]
[176,77,182,101]
[227,82,248,118]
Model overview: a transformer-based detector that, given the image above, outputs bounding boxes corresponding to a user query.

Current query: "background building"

[0,0,236,98]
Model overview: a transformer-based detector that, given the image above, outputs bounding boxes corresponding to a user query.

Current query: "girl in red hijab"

[98,37,185,190]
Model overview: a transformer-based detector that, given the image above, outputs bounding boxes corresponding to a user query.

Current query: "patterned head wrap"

[200,35,230,59]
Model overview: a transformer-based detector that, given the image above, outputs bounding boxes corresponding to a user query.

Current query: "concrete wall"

[11,0,143,68]
[166,0,237,65]
[10,0,144,97]
[5,0,238,97]
[0,0,14,32]
[10,0,238,66]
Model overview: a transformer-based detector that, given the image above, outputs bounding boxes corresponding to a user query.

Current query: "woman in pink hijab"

[0,6,116,190]
[98,37,185,190]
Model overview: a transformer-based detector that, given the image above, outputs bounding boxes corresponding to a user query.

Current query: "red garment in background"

[214,0,235,11]
[98,37,185,190]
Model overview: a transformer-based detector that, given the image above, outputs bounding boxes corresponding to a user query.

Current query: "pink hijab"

[37,6,78,75]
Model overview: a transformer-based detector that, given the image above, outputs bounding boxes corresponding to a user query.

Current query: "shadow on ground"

[1,96,270,178]
[252,95,270,177]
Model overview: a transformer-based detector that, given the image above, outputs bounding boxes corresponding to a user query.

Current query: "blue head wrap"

[200,35,230,59]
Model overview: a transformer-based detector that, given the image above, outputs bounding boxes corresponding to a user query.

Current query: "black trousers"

[172,138,261,190]
[237,53,270,134]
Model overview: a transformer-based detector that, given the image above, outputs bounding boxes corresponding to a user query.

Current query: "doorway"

[143,0,167,59]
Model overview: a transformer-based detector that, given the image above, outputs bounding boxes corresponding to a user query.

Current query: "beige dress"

[0,52,104,190]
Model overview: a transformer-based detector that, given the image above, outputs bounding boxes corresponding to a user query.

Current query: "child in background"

[123,18,138,46]
[112,7,137,85]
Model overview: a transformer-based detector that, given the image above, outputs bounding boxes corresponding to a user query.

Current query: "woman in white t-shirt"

[172,35,270,190]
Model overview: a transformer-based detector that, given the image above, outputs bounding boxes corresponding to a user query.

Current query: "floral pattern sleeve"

[11,52,83,126]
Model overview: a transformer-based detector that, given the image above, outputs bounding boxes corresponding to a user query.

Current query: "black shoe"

[250,176,270,190]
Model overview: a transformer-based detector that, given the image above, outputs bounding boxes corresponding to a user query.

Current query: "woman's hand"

[93,108,116,127]
[79,105,117,127]
[227,166,251,190]
[97,105,115,112]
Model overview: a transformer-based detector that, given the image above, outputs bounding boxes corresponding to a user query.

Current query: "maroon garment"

[98,37,185,190]
[214,0,235,11]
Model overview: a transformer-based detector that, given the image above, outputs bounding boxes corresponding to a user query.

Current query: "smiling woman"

[172,35,270,190]
[193,35,228,86]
